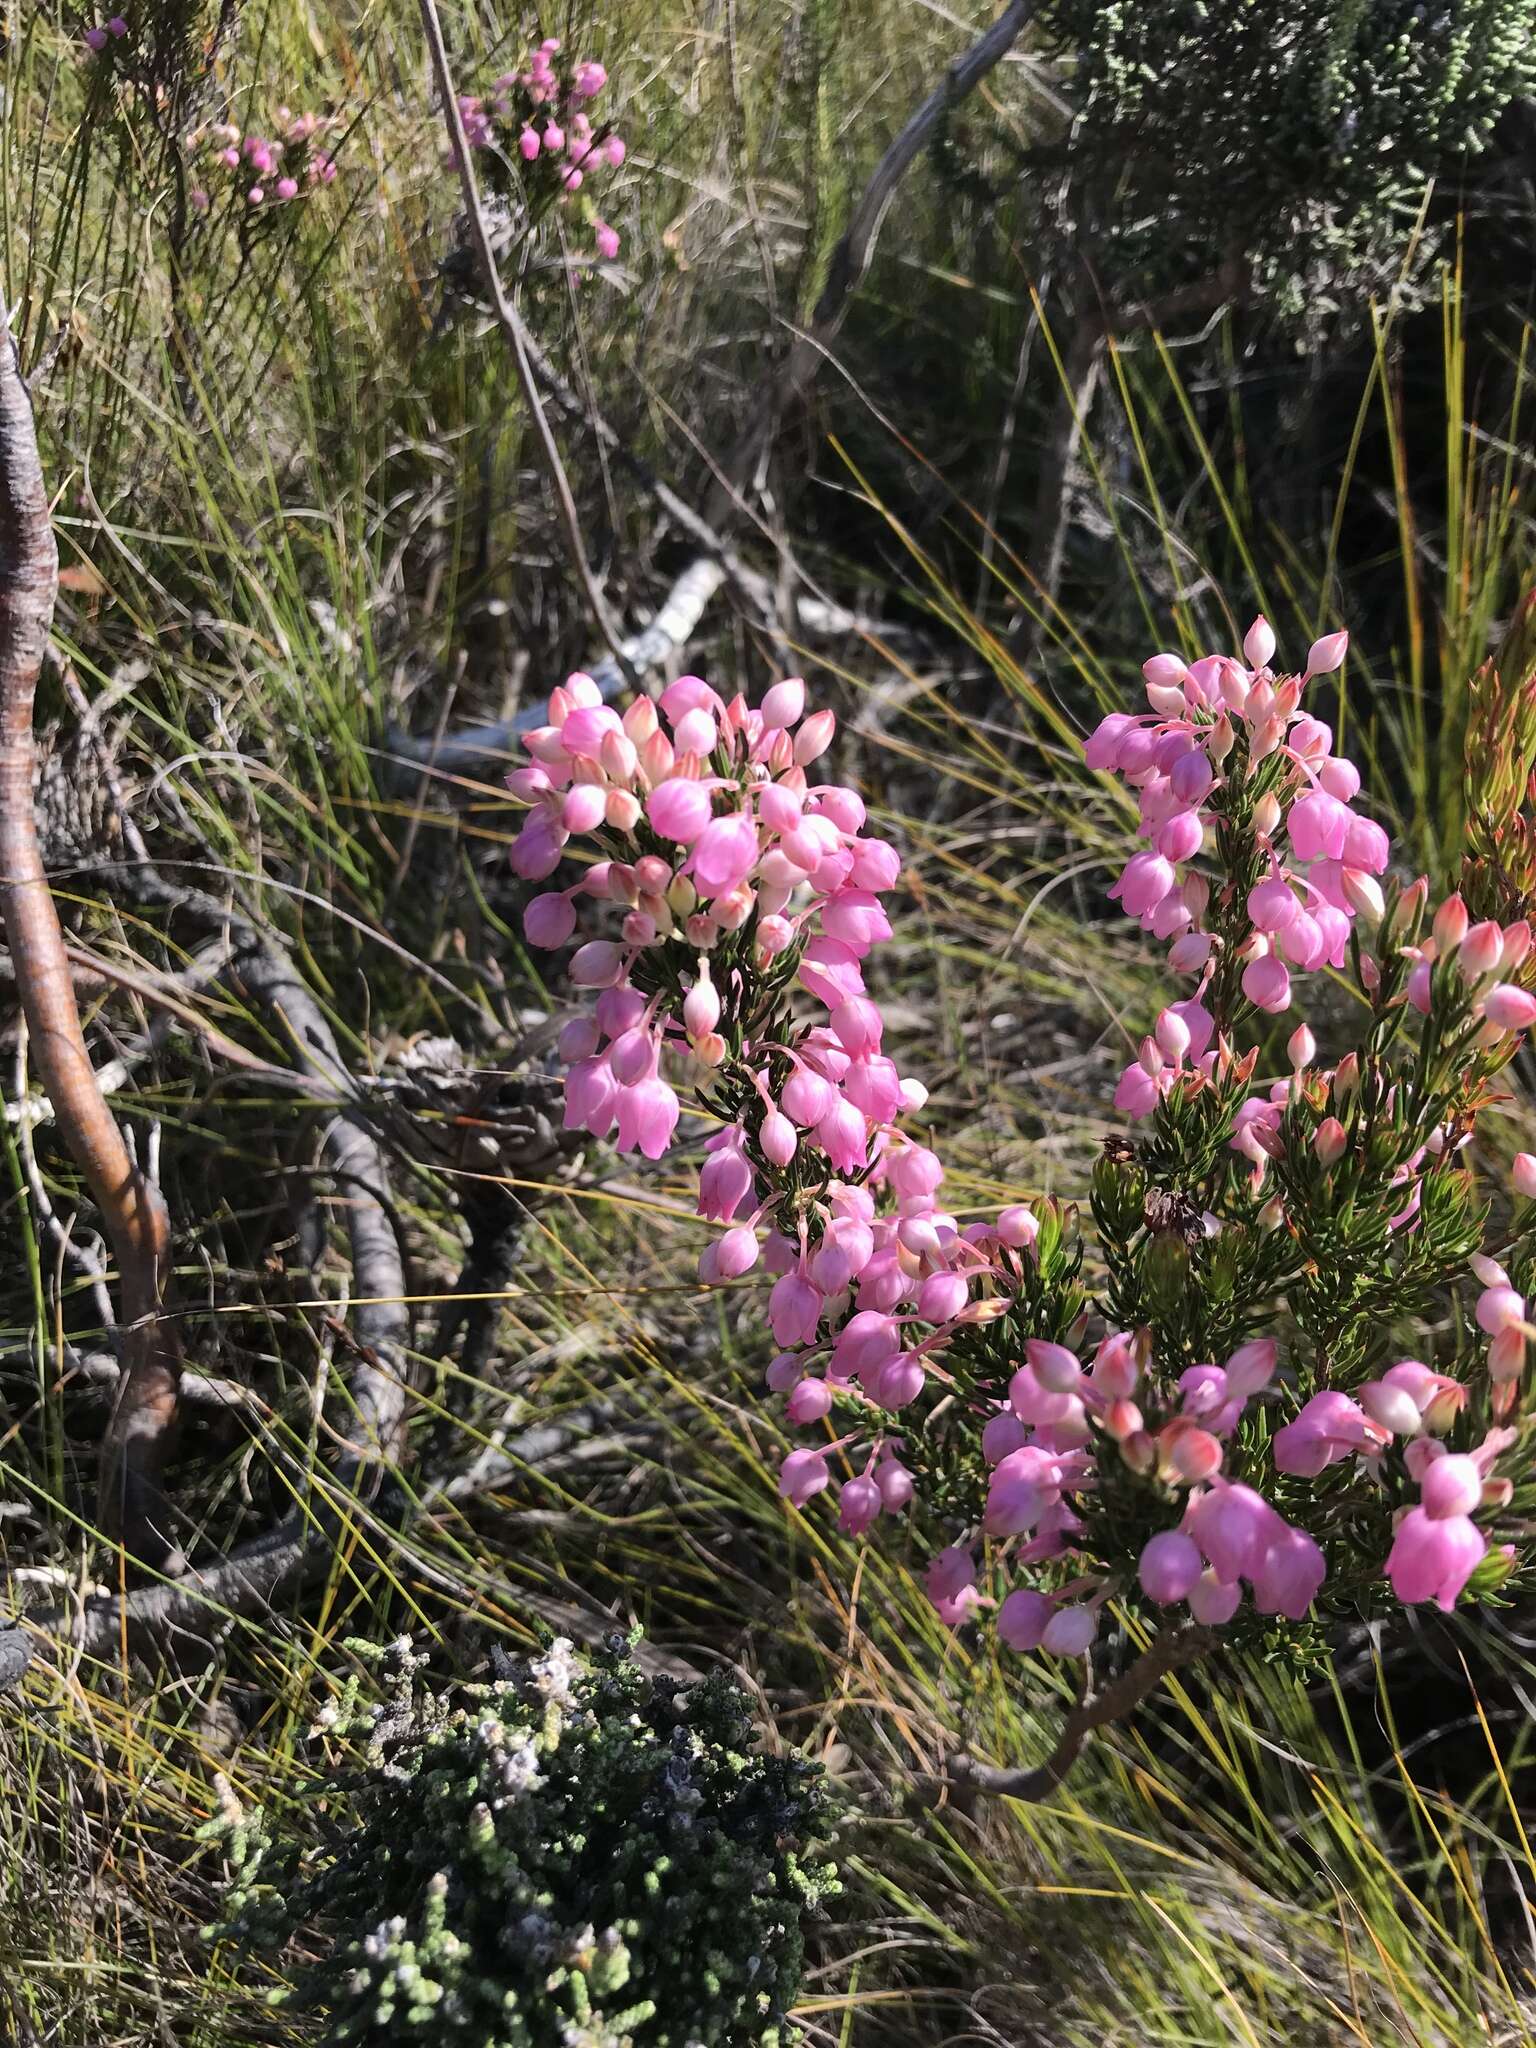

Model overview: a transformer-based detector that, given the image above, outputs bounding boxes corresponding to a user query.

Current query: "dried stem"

[0,318,180,1562]
[946,1623,1212,1802]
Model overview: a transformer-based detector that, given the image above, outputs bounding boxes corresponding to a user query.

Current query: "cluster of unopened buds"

[523,638,1534,1663]
[82,13,128,53]
[459,38,625,262]
[184,112,338,212]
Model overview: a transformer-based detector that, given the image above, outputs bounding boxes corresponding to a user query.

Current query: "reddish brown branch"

[0,319,180,1561]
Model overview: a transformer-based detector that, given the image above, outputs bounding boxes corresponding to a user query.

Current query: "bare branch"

[22,1408,612,1661]
[0,315,180,1562]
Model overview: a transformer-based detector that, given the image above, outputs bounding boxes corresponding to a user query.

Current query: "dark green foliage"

[204,1636,839,2048]
[1031,0,1536,313]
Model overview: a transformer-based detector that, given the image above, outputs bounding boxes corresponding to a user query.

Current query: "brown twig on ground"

[418,0,636,687]
[942,1623,1212,1804]
[0,315,181,1564]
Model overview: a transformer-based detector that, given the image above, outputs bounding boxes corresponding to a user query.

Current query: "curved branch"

[0,318,180,1562]
[947,1623,1212,1802]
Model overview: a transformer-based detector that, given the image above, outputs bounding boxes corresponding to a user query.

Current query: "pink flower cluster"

[185,113,338,212]
[1090,620,1388,1111]
[459,37,626,263]
[513,670,900,1171]
[523,645,1535,1665]
[82,14,128,53]
[953,1332,1329,1650]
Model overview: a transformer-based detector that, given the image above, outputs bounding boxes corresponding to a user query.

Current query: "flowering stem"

[416,0,637,688]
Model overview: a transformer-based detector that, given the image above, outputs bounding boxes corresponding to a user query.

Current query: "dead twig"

[22,1408,613,1661]
[65,709,412,1486]
[708,0,1038,526]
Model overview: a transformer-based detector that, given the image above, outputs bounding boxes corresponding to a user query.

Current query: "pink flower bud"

[1248,876,1299,932]
[1483,984,1536,1032]
[785,1377,831,1423]
[1242,615,1276,668]
[761,676,806,729]
[1515,1153,1536,1199]
[1313,1117,1347,1167]
[1387,1506,1484,1609]
[673,707,717,755]
[996,1588,1054,1652]
[1155,1007,1191,1061]
[1025,1339,1081,1393]
[1041,1605,1098,1656]
[1223,1338,1276,1398]
[793,709,835,764]
[838,1474,883,1536]
[1241,952,1291,1013]
[759,1110,797,1167]
[1460,920,1504,978]
[569,940,624,987]
[710,1225,760,1280]
[1189,1570,1241,1625]
[1287,1023,1316,1070]
[1476,1284,1525,1335]
[918,1269,969,1324]
[1142,653,1189,690]
[1432,892,1468,951]
[830,995,883,1055]
[605,788,641,832]
[1104,1397,1144,1441]
[682,967,720,1038]
[1420,1453,1482,1520]
[1358,1378,1419,1436]
[1164,1425,1223,1483]
[995,1205,1038,1248]
[1341,867,1385,923]
[876,1458,914,1512]
[778,1448,829,1507]
[1304,630,1349,676]
[562,782,607,834]
[647,776,712,843]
